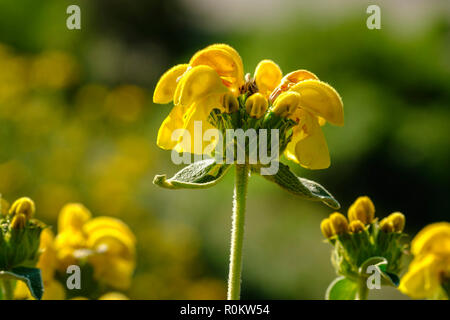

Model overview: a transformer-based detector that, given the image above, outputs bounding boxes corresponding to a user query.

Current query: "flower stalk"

[227,164,250,300]
[1,279,14,300]
[356,279,369,300]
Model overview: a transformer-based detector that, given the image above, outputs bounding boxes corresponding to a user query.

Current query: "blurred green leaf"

[325,276,358,300]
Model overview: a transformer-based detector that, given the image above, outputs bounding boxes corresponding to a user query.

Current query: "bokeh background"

[0,0,449,299]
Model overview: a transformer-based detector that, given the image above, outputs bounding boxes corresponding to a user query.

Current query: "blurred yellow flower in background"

[54,203,136,291]
[399,222,450,299]
[0,44,226,300]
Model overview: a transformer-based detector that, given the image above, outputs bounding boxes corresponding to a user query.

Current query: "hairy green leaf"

[153,159,231,189]
[257,162,340,209]
[0,267,44,300]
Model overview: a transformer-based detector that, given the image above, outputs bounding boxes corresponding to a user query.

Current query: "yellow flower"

[272,81,343,169]
[153,44,344,169]
[399,222,450,299]
[53,203,136,290]
[154,44,242,154]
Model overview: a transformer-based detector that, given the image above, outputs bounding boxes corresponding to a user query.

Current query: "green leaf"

[257,162,340,209]
[0,267,44,300]
[153,159,231,189]
[325,276,358,300]
[359,256,400,287]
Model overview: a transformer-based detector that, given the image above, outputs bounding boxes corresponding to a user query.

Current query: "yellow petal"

[270,69,318,101]
[156,103,187,150]
[289,79,344,126]
[174,65,228,107]
[153,64,189,104]
[99,292,129,300]
[411,222,450,257]
[284,111,330,169]
[245,92,268,118]
[189,44,244,93]
[37,229,58,283]
[42,281,66,300]
[272,91,301,118]
[83,216,136,245]
[254,59,282,98]
[175,93,224,154]
[86,228,136,258]
[399,254,442,299]
[57,203,91,232]
[89,254,135,290]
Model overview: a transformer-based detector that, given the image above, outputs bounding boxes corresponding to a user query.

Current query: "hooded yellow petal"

[189,44,244,93]
[174,93,224,154]
[270,69,318,102]
[156,104,187,150]
[289,79,344,126]
[411,222,450,257]
[399,254,442,299]
[245,92,268,118]
[174,65,228,107]
[86,228,136,258]
[57,203,91,232]
[284,111,330,169]
[37,228,58,283]
[254,59,282,98]
[83,216,136,245]
[153,64,189,104]
[272,91,301,118]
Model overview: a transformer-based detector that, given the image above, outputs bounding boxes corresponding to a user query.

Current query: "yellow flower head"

[399,222,450,299]
[153,44,344,169]
[53,203,136,291]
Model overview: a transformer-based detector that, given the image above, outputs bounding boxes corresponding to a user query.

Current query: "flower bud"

[320,218,334,238]
[11,213,27,229]
[348,196,375,225]
[272,91,300,118]
[349,220,365,233]
[223,92,239,113]
[329,212,349,235]
[9,197,35,219]
[387,212,405,232]
[380,218,394,233]
[245,93,268,118]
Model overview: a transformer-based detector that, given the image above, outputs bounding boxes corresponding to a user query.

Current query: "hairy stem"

[227,164,250,300]
[356,278,369,300]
